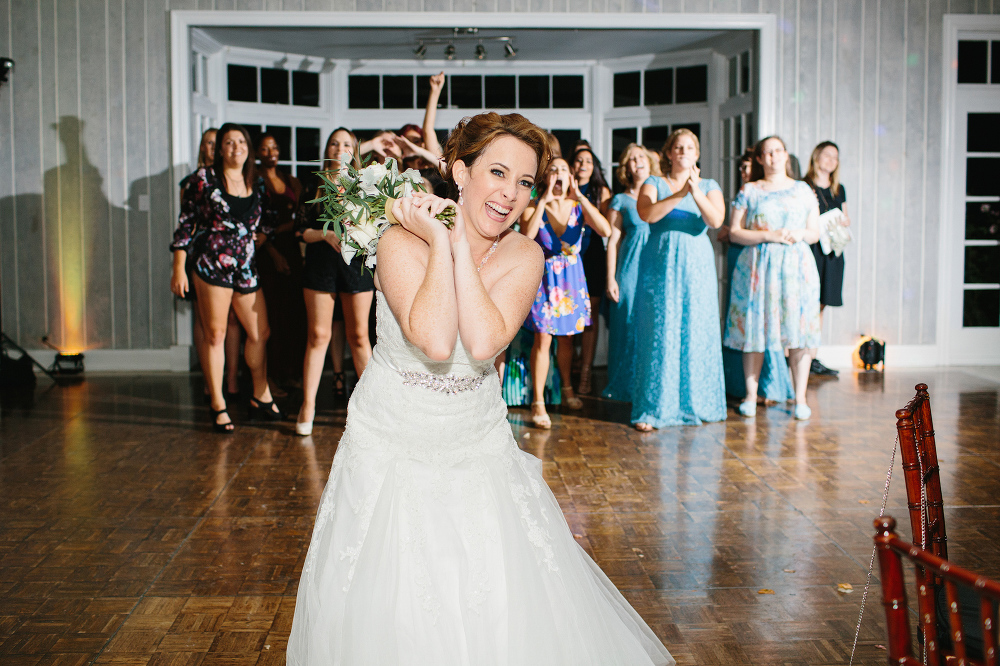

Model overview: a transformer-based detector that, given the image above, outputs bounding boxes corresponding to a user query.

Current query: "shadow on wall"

[0,115,177,352]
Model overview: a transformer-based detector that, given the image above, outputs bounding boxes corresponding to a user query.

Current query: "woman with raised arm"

[522,157,611,429]
[724,135,821,420]
[287,112,672,666]
[170,122,281,432]
[602,143,658,402]
[631,129,727,430]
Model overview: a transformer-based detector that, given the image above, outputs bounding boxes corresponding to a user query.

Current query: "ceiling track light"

[414,42,427,58]
[503,41,517,58]
[445,43,456,60]
[475,41,487,60]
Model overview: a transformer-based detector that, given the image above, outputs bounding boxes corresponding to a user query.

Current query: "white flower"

[365,253,378,269]
[343,200,369,224]
[341,242,357,265]
[346,219,381,248]
[396,179,415,199]
[401,168,423,184]
[358,163,388,196]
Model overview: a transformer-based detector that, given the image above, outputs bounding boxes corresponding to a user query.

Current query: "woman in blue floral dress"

[522,157,611,428]
[602,143,657,402]
[723,136,821,420]
[631,129,727,430]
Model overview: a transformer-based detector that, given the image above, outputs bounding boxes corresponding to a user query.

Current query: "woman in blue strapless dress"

[631,129,728,430]
[522,157,611,429]
[602,143,658,402]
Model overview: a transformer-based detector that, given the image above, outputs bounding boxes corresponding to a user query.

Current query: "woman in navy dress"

[170,123,281,432]
[522,157,611,429]
[602,143,658,402]
[632,129,727,430]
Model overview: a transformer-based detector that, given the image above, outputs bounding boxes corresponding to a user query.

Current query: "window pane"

[353,129,382,144]
[417,75,448,109]
[613,71,641,107]
[968,113,1000,153]
[672,122,701,141]
[292,71,320,107]
[261,68,289,105]
[965,245,1000,284]
[296,127,321,163]
[966,201,1000,240]
[723,119,731,159]
[382,75,414,109]
[227,64,257,102]
[740,51,751,93]
[519,75,550,109]
[551,129,582,161]
[485,75,516,109]
[348,75,380,109]
[964,289,1000,327]
[993,41,1000,84]
[958,40,988,83]
[644,68,673,106]
[676,65,708,103]
[297,164,319,195]
[451,75,482,109]
[240,124,263,151]
[553,75,584,108]
[746,111,755,146]
[967,157,1000,196]
[612,127,638,160]
[728,56,737,98]
[642,125,669,152]
[263,126,292,160]
[734,116,743,155]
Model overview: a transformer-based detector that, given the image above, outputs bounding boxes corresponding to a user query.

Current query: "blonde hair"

[660,128,700,173]
[198,128,218,169]
[615,143,661,187]
[804,141,841,197]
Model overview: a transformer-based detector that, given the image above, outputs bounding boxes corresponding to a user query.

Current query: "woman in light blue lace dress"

[631,129,727,430]
[603,143,658,402]
[723,136,821,420]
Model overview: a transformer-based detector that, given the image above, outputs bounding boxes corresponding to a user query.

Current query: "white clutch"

[817,208,852,256]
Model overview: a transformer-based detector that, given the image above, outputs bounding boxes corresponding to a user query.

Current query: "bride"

[287,112,673,666]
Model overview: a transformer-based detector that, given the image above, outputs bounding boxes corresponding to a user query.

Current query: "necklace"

[477,236,501,272]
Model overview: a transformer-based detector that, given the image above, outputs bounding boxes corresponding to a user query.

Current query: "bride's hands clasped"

[391,192,465,248]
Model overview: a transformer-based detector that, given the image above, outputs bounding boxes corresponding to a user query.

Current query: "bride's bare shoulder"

[495,230,543,275]
[377,225,429,263]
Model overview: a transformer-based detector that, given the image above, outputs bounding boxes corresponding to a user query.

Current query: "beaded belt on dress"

[396,368,492,394]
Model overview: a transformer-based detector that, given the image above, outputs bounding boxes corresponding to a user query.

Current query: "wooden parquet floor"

[1,368,998,666]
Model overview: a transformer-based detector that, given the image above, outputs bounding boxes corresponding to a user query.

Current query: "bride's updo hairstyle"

[441,112,550,200]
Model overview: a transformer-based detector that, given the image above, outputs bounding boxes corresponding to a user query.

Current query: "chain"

[849,434,898,666]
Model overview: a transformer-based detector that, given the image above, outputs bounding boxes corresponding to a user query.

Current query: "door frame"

[938,14,1000,365]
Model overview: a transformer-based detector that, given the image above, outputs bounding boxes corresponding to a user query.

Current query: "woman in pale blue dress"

[603,143,658,402]
[723,136,821,420]
[631,129,727,430]
[720,151,794,404]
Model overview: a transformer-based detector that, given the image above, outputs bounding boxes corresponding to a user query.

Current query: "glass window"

[958,40,988,84]
[993,41,1000,84]
[723,120,731,159]
[519,75,550,109]
[642,125,669,152]
[227,64,257,103]
[966,202,1000,240]
[261,68,289,105]
[968,113,1000,152]
[348,75,380,109]
[613,71,641,107]
[292,71,320,107]
[486,75,516,109]
[241,124,263,150]
[417,75,448,109]
[553,75,584,108]
[612,127,638,159]
[675,65,708,104]
[746,111,755,146]
[967,157,1000,196]
[450,75,482,109]
[740,51,751,93]
[963,289,1000,327]
[551,129,582,161]
[383,75,414,109]
[728,56,738,98]
[673,122,701,140]
[734,115,743,155]
[264,126,292,160]
[965,246,1000,284]
[296,127,321,163]
[644,68,674,106]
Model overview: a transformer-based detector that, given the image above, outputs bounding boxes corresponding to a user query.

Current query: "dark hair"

[571,146,609,207]
[323,127,361,171]
[441,112,550,199]
[256,133,280,154]
[213,123,256,192]
[399,123,424,140]
[748,135,795,182]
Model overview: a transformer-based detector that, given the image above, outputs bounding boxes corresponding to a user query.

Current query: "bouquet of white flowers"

[311,157,457,269]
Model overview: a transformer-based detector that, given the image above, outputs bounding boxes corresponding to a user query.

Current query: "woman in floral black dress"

[170,123,282,432]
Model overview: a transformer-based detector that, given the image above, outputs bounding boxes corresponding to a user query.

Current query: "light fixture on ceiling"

[503,40,517,58]
[445,43,456,60]
[475,41,487,60]
[414,42,427,58]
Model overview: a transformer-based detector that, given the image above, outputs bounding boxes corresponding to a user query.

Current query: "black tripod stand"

[1,330,57,381]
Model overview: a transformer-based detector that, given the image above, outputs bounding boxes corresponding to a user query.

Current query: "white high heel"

[295,420,314,436]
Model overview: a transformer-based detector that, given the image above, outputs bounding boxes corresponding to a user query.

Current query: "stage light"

[52,352,85,375]
[445,44,456,60]
[414,42,427,58]
[475,42,487,60]
[503,41,517,58]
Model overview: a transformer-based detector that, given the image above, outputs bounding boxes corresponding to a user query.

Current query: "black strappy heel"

[248,397,284,422]
[212,408,235,433]
[332,372,347,402]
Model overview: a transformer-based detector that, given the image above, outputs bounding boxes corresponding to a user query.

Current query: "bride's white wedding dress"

[288,291,673,666]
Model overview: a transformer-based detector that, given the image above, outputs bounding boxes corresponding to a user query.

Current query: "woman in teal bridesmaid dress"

[631,129,728,430]
[602,143,658,402]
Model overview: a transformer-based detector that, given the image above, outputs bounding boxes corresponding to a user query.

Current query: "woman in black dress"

[803,141,851,377]
[571,146,612,396]
[170,123,282,432]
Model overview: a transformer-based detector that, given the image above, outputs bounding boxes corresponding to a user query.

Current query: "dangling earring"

[457,185,464,206]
